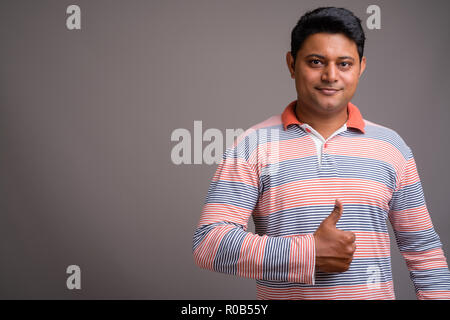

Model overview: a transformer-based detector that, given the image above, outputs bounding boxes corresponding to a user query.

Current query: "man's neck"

[295,102,349,140]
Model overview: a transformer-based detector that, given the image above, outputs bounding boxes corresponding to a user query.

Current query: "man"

[192,7,450,299]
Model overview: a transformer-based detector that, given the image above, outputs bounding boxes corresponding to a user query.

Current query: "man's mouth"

[316,87,342,96]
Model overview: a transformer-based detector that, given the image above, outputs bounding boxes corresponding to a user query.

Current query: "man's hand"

[313,199,356,273]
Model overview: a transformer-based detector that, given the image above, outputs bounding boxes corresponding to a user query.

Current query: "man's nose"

[321,64,338,83]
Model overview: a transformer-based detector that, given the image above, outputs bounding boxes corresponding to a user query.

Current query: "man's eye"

[340,62,352,68]
[309,59,323,66]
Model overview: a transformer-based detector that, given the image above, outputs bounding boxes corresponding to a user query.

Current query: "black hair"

[291,7,365,64]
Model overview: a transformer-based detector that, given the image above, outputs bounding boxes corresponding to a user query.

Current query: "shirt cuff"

[288,233,316,285]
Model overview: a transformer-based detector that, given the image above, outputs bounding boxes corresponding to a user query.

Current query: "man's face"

[286,32,366,115]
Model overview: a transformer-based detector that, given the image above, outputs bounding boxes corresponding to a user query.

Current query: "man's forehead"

[299,33,358,58]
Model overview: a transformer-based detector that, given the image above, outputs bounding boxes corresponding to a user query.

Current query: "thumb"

[325,199,343,226]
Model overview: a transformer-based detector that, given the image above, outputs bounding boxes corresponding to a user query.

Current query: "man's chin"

[298,97,348,114]
[316,100,347,113]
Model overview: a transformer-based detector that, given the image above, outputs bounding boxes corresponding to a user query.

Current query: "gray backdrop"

[0,0,449,299]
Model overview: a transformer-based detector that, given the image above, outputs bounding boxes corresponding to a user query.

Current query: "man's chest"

[253,141,398,236]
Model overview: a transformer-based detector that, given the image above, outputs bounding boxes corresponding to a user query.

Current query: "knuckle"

[346,245,355,255]
[344,232,356,243]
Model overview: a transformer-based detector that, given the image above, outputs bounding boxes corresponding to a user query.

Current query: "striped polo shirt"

[193,100,450,300]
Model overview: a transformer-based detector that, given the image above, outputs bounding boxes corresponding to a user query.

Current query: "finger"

[326,198,343,226]
[344,231,356,243]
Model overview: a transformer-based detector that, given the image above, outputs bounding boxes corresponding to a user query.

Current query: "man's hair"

[291,7,365,64]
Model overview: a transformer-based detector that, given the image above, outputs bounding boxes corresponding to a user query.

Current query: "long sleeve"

[192,134,316,284]
[388,147,450,299]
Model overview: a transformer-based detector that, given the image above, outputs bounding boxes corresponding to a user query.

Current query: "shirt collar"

[281,100,366,134]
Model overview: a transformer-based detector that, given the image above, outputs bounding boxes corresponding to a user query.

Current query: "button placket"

[299,123,347,172]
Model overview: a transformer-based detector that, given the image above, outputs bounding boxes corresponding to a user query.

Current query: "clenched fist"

[314,199,356,273]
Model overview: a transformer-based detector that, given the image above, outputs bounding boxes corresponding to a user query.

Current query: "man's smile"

[315,87,343,96]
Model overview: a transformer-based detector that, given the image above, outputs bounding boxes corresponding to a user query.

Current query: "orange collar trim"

[281,100,365,133]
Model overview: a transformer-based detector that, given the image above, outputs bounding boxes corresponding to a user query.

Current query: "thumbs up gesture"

[313,199,356,273]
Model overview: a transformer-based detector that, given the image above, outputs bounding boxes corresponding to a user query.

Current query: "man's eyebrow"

[305,54,326,59]
[305,54,355,61]
[338,56,355,61]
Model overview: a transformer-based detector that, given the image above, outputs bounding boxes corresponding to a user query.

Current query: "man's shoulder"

[247,114,284,133]
[362,119,411,157]
[232,114,283,148]
[363,119,406,142]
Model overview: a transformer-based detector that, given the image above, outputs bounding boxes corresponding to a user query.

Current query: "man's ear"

[286,51,295,79]
[359,56,367,78]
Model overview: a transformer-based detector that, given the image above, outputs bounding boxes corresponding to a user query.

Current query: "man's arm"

[192,137,316,284]
[389,147,450,299]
